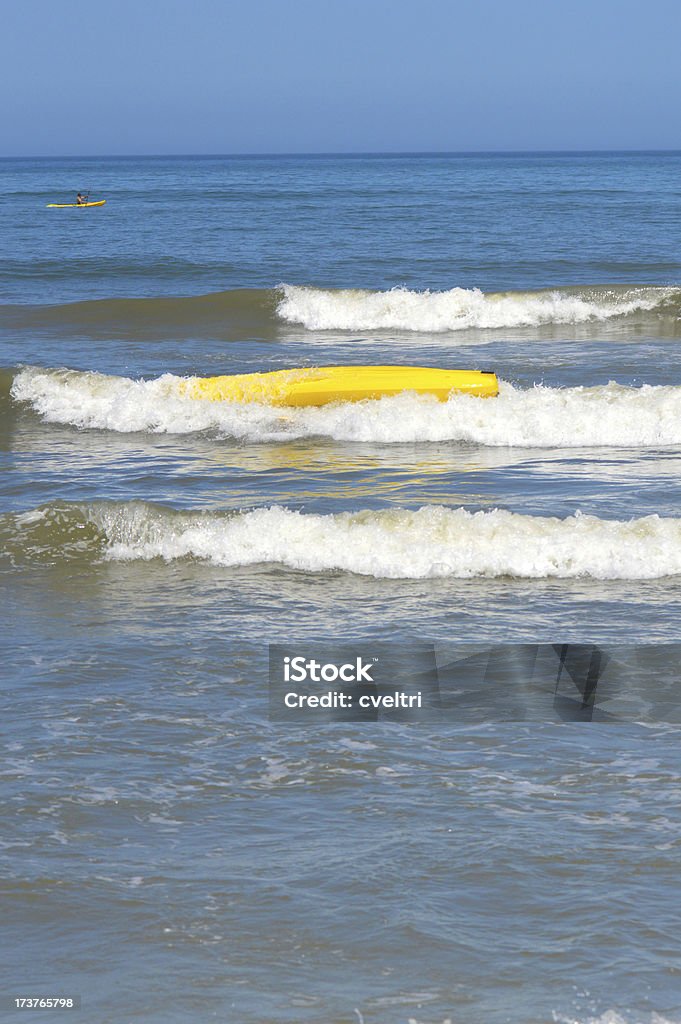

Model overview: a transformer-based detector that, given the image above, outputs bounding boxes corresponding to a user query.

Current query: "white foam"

[93,503,681,580]
[12,367,681,447]
[553,1013,680,1024]
[12,368,197,434]
[277,284,678,332]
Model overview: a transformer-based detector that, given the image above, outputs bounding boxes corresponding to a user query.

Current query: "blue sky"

[2,0,681,155]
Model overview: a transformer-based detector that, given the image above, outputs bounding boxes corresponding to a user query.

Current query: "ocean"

[2,153,681,1024]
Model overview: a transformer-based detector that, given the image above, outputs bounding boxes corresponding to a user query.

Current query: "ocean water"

[2,153,681,1024]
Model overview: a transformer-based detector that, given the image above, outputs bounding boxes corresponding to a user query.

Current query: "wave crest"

[11,367,681,448]
[277,284,681,332]
[2,284,680,340]
[3,502,681,579]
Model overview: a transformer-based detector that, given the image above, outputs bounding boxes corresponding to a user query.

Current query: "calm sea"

[2,154,681,1024]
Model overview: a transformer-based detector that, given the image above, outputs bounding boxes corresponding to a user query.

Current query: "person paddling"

[76,192,89,205]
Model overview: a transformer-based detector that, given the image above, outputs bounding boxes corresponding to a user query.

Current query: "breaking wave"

[4,502,681,579]
[10,366,681,448]
[277,283,681,332]
[2,284,681,340]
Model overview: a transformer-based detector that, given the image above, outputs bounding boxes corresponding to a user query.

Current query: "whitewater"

[5,153,681,1024]
[4,283,681,343]
[11,365,681,447]
[6,501,681,580]
[277,283,681,332]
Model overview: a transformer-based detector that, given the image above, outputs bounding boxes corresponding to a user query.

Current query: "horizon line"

[3,148,681,161]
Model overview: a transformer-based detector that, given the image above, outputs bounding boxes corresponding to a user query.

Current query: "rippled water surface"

[2,153,681,1024]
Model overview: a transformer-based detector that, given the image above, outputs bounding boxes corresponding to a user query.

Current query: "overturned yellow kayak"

[186,365,498,407]
[46,200,106,208]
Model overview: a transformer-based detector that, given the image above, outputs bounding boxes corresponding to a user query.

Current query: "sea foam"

[12,366,681,448]
[6,502,681,580]
[277,284,679,332]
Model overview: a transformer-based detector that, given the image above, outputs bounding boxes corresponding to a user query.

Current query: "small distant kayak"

[46,200,106,208]
[186,365,499,407]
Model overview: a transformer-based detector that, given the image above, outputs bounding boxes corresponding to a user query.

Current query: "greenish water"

[2,153,681,1024]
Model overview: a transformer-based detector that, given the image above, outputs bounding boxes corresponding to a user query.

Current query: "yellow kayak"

[46,200,106,208]
[186,365,498,407]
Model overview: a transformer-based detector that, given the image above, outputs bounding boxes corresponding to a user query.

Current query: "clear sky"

[2,0,681,156]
